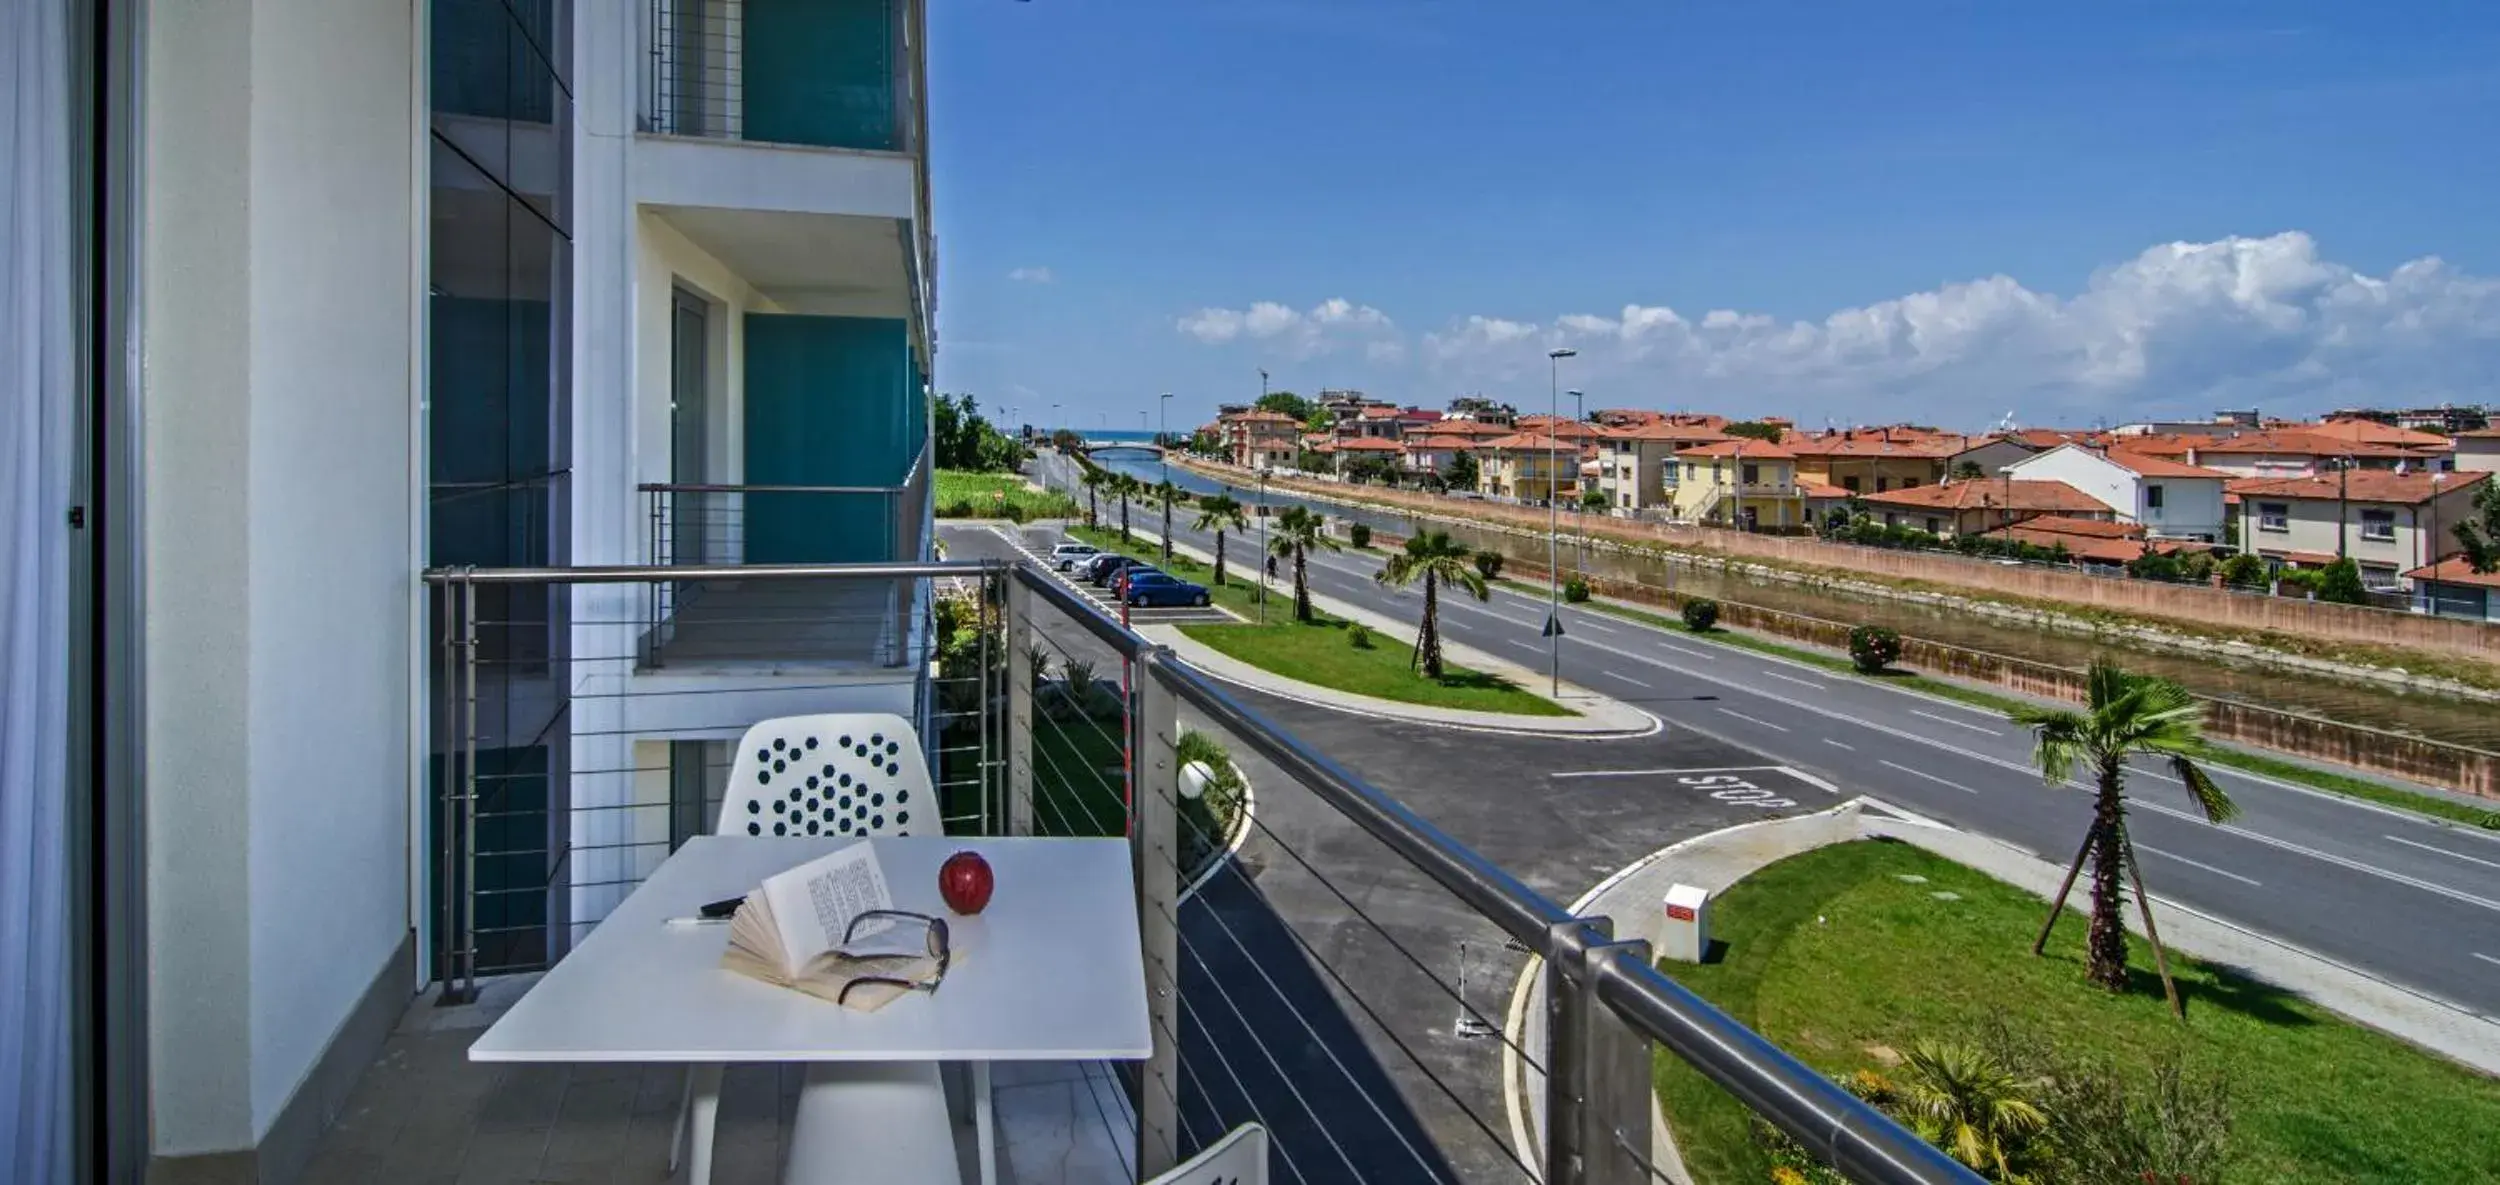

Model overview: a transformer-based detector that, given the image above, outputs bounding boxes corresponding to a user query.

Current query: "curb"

[1176,756,1256,904]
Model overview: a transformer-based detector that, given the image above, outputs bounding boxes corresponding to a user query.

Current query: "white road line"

[1606,671,1654,690]
[1879,760,1978,794]
[1553,765,1794,780]
[2131,798,2500,915]
[1823,739,1856,751]
[1650,639,1715,661]
[2384,834,2500,871]
[2134,843,2263,887]
[1783,766,1842,795]
[1762,670,1827,690]
[1715,707,1789,733]
[1576,616,1622,635]
[2475,952,2500,969]
[1508,639,1543,654]
[1912,709,1999,736]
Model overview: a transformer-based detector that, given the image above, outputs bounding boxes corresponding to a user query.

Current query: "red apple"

[938,850,994,915]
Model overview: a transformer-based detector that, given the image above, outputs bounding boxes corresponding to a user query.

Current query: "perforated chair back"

[1145,1124,1269,1185]
[719,713,932,838]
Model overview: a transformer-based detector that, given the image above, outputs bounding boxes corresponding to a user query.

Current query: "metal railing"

[422,555,1976,1185]
[640,0,919,153]
[639,444,929,667]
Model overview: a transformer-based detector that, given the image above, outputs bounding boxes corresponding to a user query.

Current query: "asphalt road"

[1040,449,2500,1017]
[944,520,1841,1182]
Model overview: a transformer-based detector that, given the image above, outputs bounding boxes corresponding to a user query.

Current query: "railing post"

[1005,570,1036,837]
[1130,648,1184,1177]
[1545,918,1655,1185]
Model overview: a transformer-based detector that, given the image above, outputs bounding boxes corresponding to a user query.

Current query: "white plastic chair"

[1148,1124,1270,1185]
[669,713,959,1185]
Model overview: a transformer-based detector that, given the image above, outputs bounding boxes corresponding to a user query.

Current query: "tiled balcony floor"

[302,979,1134,1185]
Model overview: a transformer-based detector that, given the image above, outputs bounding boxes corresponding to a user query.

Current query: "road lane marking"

[1880,760,1978,794]
[2475,953,2500,969]
[2384,834,2500,871]
[1762,670,1827,690]
[1715,707,1789,732]
[1508,639,1542,654]
[1576,616,1621,635]
[2135,843,2263,887]
[1605,671,1654,690]
[1553,765,1794,779]
[1823,739,1856,751]
[2129,798,2500,915]
[1652,640,1717,660]
[1912,709,2000,736]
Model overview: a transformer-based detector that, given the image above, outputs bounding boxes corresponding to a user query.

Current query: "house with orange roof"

[2180,429,2448,479]
[2002,443,2231,540]
[1667,439,1805,528]
[2228,470,2490,588]
[1400,432,1482,477]
[2404,556,2500,621]
[1593,421,1734,514]
[2304,417,2458,450]
[1215,408,1300,470]
[2451,426,2500,474]
[1783,428,1967,494]
[1475,430,1591,503]
[1860,477,2115,538]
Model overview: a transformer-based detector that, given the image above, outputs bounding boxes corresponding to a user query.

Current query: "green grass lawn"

[1070,525,1570,716]
[1549,586,2500,830]
[936,469,1080,519]
[1655,840,2500,1183]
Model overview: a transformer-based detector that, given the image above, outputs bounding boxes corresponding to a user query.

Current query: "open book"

[720,842,949,1011]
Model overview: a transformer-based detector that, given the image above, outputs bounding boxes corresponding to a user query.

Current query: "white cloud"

[1007,266,1055,284]
[1410,233,2500,425]
[1173,297,1399,358]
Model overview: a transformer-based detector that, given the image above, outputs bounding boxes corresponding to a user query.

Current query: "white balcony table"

[469,835,1152,1185]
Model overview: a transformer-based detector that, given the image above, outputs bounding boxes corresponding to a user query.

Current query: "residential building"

[1669,440,1806,528]
[2451,428,2500,474]
[2003,444,2231,540]
[2172,429,2449,478]
[1476,430,1586,503]
[1997,516,2178,566]
[1330,435,1408,474]
[1948,432,2057,478]
[1861,478,2113,537]
[1401,432,1482,476]
[2329,404,2494,435]
[1594,421,1732,514]
[2405,558,2500,621]
[1217,409,1300,469]
[2229,471,2492,587]
[1785,428,1964,494]
[1446,395,1519,425]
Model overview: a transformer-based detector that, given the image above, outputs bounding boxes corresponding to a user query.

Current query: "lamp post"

[1159,392,1173,484]
[1257,467,1272,624]
[1545,347,1577,695]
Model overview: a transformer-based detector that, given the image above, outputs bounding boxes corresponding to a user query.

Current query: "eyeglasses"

[833,910,951,1007]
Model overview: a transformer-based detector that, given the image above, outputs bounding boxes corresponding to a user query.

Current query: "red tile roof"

[1401,433,1480,451]
[2188,429,2435,459]
[1333,436,1405,453]
[1862,479,2109,515]
[2404,556,2500,589]
[1677,439,1796,459]
[2011,515,2144,540]
[2305,418,2458,449]
[2100,448,2231,479]
[2226,470,2488,505]
[1797,480,1852,499]
[1601,422,1737,445]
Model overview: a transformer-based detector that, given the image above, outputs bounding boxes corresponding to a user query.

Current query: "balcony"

[642,0,920,154]
[320,559,1973,1184]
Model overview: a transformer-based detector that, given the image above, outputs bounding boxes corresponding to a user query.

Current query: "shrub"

[1347,623,1374,649]
[1348,522,1372,549]
[1472,549,1505,580]
[1848,624,1902,673]
[2316,557,2369,605]
[940,498,977,518]
[1563,575,1591,603]
[998,501,1029,524]
[2219,553,2268,588]
[1681,598,1721,632]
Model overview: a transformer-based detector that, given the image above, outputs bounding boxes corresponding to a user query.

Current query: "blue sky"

[929,1,2500,432]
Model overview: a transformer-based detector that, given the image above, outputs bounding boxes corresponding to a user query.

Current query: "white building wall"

[142,0,418,1152]
[2137,478,2227,540]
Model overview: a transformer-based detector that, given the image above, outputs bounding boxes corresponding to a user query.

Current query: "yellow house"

[1784,430,1963,494]
[1670,440,1806,528]
[1476,430,1585,503]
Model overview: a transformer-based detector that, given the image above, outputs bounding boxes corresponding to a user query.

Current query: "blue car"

[1122,571,1211,608]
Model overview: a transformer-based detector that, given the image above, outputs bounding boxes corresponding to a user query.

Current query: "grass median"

[1070,524,1572,717]
[935,469,1081,520]
[1655,840,2500,1183]
[1547,586,2500,830]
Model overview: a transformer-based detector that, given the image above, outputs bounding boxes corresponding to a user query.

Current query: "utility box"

[1661,884,1712,963]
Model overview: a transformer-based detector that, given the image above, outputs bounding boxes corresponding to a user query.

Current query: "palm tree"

[1151,479,1190,565]
[1267,506,1339,623]
[2012,658,2236,1012]
[1893,1040,2048,1181]
[1191,494,1249,586]
[1079,466,1107,529]
[1111,474,1141,544]
[1374,531,1487,678]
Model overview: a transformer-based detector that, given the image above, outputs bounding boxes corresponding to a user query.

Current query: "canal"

[1073,449,2500,751]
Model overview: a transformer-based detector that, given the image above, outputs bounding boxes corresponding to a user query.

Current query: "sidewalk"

[1115,525,1657,737]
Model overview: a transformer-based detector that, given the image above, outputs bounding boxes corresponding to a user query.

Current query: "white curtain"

[0,0,78,1181]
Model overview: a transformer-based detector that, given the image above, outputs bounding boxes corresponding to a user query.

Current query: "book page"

[758,841,891,971]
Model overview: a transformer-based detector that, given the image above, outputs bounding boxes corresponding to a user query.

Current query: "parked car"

[1107,564,1163,595]
[1080,553,1132,582]
[1086,555,1151,586]
[1050,541,1101,571]
[1123,572,1211,608]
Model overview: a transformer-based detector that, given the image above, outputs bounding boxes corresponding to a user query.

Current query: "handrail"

[636,481,912,495]
[421,559,1002,585]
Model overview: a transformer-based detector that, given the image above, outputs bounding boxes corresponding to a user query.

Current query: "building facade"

[1669,441,1804,528]
[2231,471,2491,588]
[2003,444,2230,541]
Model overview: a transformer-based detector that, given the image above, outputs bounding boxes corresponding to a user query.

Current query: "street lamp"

[1159,392,1174,484]
[1257,467,1272,624]
[1545,347,1577,696]
[1569,388,1588,570]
